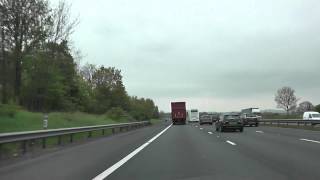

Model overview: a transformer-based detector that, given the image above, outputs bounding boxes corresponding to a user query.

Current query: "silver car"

[199,115,213,125]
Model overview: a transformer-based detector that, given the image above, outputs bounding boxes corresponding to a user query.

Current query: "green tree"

[21,41,80,111]
[128,96,158,120]
[21,52,65,111]
[90,66,128,114]
[315,104,320,113]
[0,0,52,101]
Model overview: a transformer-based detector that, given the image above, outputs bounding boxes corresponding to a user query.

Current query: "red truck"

[171,102,186,125]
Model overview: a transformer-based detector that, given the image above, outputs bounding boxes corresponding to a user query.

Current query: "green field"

[261,113,302,119]
[0,110,132,133]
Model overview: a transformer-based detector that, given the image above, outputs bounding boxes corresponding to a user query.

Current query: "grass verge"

[0,111,127,133]
[150,119,161,125]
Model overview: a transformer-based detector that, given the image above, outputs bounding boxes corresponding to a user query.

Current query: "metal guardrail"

[260,119,320,126]
[0,121,150,155]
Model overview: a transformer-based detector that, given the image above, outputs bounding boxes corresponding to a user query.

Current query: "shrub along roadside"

[105,107,134,122]
[0,104,21,118]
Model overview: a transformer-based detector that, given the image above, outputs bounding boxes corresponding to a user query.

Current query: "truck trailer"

[171,102,187,125]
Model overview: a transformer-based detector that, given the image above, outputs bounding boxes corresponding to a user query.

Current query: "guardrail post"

[102,129,105,135]
[0,144,2,159]
[42,138,46,149]
[119,127,122,132]
[88,131,92,138]
[22,140,27,154]
[70,134,73,143]
[58,136,62,145]
[112,128,115,134]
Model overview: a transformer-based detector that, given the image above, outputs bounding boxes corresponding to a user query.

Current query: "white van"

[187,109,199,122]
[303,111,320,120]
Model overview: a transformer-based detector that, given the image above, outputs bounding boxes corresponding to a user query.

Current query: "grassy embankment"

[0,110,127,133]
[0,105,158,158]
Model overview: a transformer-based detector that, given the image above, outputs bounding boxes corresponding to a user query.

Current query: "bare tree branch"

[49,0,79,44]
[275,86,298,115]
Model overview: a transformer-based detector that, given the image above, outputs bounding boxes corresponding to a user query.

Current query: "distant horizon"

[160,107,287,113]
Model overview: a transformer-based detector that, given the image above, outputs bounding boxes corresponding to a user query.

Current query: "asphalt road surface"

[0,121,320,180]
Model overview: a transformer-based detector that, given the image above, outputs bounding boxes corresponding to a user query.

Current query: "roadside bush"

[0,104,21,118]
[106,107,133,121]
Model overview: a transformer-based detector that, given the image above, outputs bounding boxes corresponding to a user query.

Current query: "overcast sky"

[57,0,320,112]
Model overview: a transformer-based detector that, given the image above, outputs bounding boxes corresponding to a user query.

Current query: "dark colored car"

[241,113,259,127]
[199,115,213,125]
[210,114,219,122]
[215,112,244,132]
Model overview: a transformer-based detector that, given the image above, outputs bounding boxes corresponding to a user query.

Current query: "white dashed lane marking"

[226,140,236,146]
[92,124,172,180]
[300,138,320,144]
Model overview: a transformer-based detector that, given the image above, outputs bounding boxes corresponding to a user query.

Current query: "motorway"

[0,121,320,180]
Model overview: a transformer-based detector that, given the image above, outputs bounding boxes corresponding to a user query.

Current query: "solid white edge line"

[92,124,173,180]
[300,138,320,144]
[226,140,236,146]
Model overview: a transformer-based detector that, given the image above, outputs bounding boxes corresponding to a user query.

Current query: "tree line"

[275,86,320,115]
[0,0,159,120]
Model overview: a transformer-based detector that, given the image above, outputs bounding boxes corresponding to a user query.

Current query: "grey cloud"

[62,0,320,111]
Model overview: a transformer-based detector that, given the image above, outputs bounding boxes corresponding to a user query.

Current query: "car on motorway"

[199,114,213,125]
[215,112,244,132]
[302,112,320,126]
[240,113,259,127]
[211,114,220,122]
[303,111,320,121]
